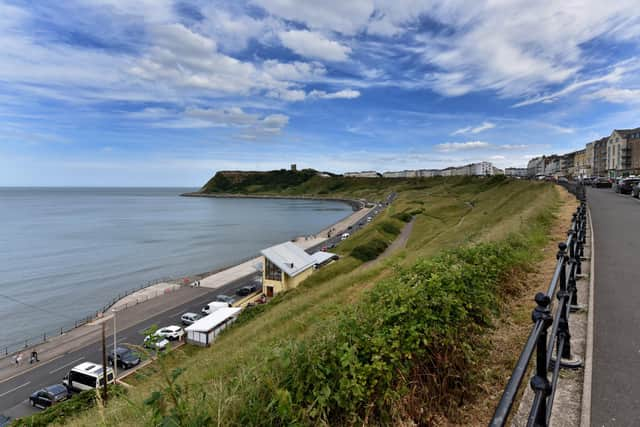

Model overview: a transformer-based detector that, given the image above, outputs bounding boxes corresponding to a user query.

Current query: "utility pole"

[112,309,118,380]
[101,322,108,403]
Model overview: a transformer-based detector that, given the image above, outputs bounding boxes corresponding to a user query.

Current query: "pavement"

[587,187,640,426]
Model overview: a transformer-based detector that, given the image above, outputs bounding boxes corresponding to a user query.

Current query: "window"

[69,371,97,388]
[265,258,282,281]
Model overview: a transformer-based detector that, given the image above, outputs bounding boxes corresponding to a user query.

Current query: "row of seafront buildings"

[344,161,518,178]
[527,127,640,179]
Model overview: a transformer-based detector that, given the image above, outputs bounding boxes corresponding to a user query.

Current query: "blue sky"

[1,0,640,186]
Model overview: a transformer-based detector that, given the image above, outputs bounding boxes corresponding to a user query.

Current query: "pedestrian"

[16,352,23,366]
[30,350,39,364]
[13,354,18,367]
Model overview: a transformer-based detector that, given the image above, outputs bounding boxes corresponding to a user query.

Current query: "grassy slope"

[53,177,559,427]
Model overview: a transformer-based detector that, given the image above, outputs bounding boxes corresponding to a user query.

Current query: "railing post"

[529,293,553,427]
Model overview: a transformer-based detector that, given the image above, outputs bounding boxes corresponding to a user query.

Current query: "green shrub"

[13,385,127,427]
[350,238,389,261]
[379,220,401,235]
[392,211,413,222]
[237,236,535,425]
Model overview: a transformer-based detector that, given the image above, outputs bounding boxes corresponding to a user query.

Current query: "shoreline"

[104,195,372,311]
[181,191,366,211]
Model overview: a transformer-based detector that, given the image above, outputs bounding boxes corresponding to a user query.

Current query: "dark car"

[216,294,235,305]
[108,346,141,369]
[236,284,258,296]
[617,178,640,194]
[29,384,69,408]
[591,177,612,188]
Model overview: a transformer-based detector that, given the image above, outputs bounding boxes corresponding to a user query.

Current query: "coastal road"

[0,273,259,419]
[588,186,640,426]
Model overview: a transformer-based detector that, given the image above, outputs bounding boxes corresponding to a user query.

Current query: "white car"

[341,233,350,240]
[155,325,184,341]
[144,335,170,351]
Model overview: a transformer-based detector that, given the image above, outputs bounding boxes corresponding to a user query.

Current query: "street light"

[111,309,118,380]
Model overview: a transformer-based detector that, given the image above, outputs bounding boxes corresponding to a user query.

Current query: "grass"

[40,177,563,426]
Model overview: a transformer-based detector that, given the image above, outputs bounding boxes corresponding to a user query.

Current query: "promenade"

[587,187,640,426]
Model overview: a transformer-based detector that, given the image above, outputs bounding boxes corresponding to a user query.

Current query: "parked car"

[617,178,640,194]
[236,283,258,296]
[216,294,235,305]
[341,233,350,240]
[155,325,184,341]
[181,312,200,325]
[591,177,612,188]
[108,346,141,369]
[63,362,114,392]
[201,301,228,315]
[29,384,69,408]
[144,335,170,351]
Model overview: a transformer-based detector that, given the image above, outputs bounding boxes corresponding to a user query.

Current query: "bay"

[0,187,352,347]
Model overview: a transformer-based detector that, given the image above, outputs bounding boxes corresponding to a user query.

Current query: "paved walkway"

[588,187,640,426]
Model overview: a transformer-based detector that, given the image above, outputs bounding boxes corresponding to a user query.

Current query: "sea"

[0,187,353,349]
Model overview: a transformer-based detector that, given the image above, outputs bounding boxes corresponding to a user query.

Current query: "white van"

[201,301,228,315]
[63,362,114,392]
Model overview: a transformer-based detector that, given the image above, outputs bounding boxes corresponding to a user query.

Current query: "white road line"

[49,357,84,375]
[0,381,31,398]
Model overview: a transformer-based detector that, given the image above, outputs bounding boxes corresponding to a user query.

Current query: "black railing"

[490,183,587,426]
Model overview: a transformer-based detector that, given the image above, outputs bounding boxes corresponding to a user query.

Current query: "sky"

[1,1,640,186]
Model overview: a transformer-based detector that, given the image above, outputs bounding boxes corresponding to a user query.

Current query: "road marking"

[0,381,31,397]
[0,355,63,385]
[170,310,183,318]
[49,357,84,375]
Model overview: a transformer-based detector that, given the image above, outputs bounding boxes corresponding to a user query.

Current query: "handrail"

[490,181,587,427]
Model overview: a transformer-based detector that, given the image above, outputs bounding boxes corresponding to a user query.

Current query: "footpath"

[587,188,640,426]
[0,286,213,383]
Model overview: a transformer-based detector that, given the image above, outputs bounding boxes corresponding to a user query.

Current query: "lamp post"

[111,309,118,380]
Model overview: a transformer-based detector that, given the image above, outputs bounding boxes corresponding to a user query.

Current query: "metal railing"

[1,276,175,358]
[490,183,587,427]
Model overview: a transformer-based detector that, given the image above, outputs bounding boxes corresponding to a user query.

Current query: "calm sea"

[0,188,352,348]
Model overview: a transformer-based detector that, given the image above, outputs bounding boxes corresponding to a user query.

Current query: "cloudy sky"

[2,0,640,186]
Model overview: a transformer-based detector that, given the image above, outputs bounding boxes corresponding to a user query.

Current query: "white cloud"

[584,87,640,104]
[279,30,351,62]
[309,89,361,99]
[452,121,495,135]
[436,141,490,152]
[253,0,374,35]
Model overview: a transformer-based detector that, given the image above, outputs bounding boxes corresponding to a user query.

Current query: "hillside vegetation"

[42,176,563,427]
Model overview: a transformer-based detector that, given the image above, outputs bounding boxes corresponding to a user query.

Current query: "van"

[201,301,228,315]
[63,362,114,392]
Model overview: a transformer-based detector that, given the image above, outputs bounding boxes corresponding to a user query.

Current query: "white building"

[185,307,242,347]
[505,168,528,177]
[343,171,380,178]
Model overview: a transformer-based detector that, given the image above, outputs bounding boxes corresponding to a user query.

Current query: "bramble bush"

[350,238,389,261]
[237,235,533,425]
[392,211,413,222]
